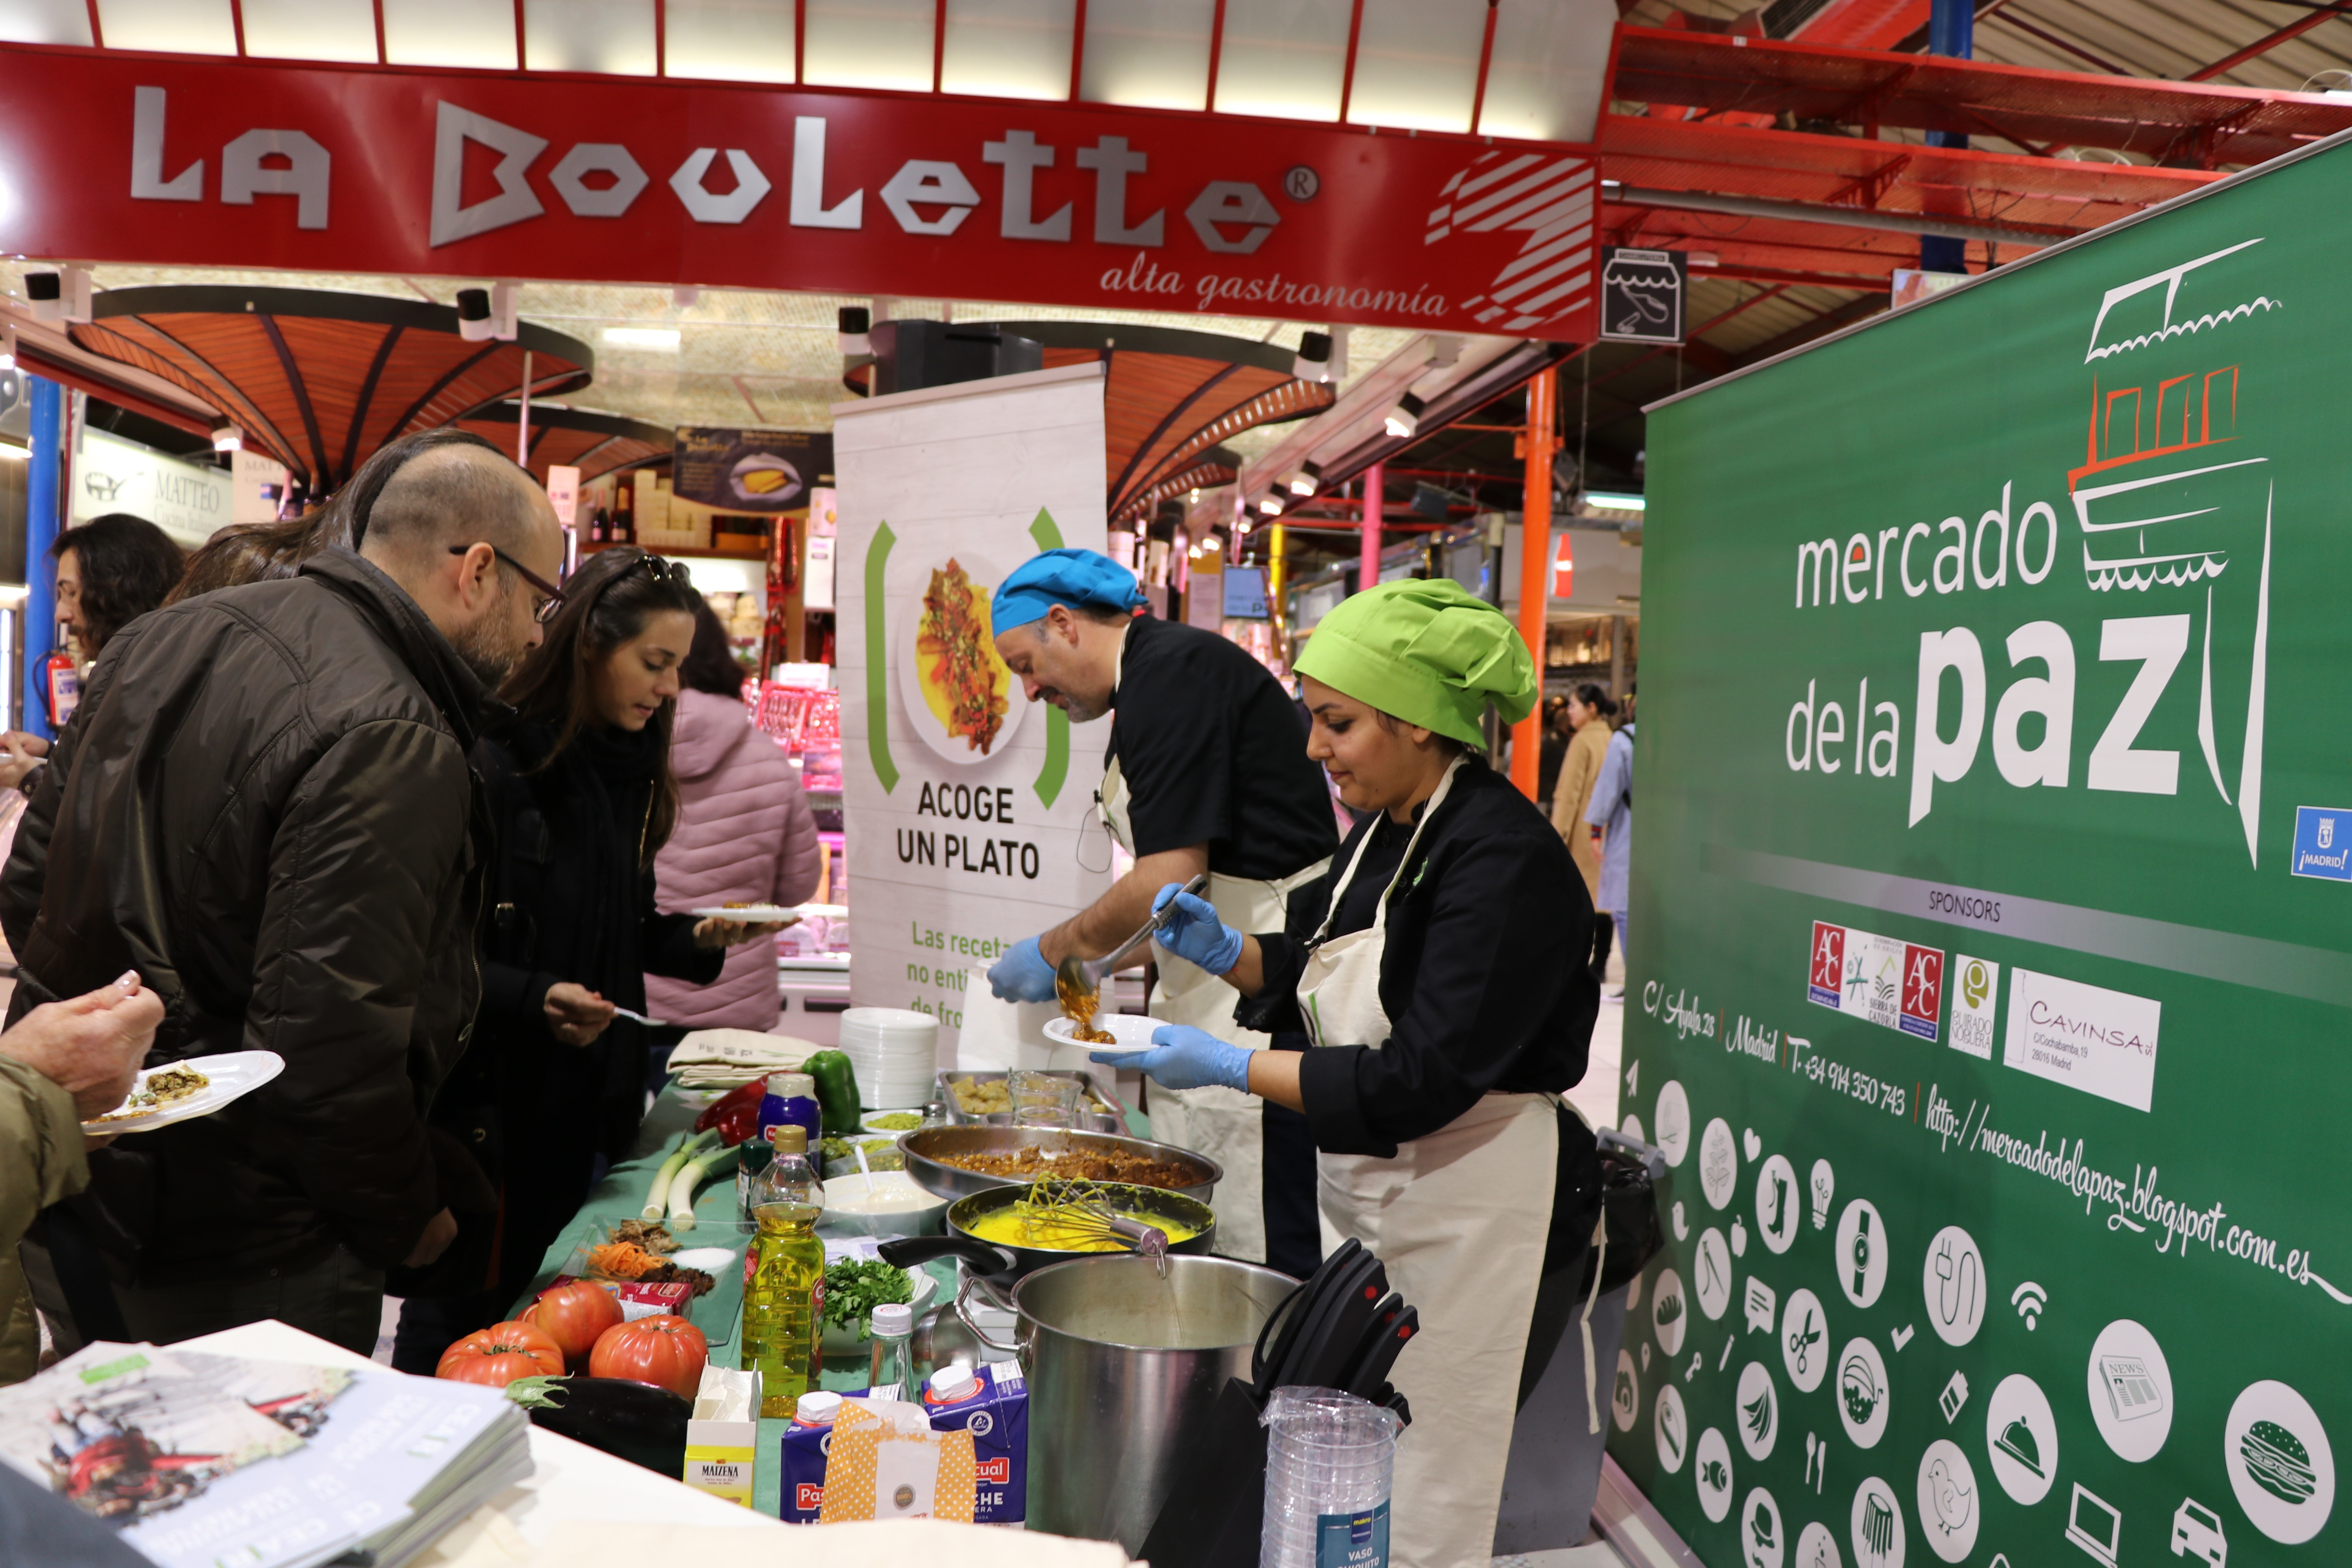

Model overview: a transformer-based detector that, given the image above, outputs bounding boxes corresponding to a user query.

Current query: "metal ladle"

[1054,873,1210,1014]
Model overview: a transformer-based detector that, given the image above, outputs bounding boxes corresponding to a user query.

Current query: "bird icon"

[1926,1455,1975,1534]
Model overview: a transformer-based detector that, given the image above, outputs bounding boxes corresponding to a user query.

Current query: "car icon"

[2172,1496,2226,1565]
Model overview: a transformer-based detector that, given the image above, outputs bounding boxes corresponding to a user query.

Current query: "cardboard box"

[922,1363,1027,1525]
[683,1366,761,1508]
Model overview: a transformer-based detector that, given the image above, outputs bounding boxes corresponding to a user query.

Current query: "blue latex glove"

[1150,884,1244,975]
[1095,1024,1252,1092]
[987,935,1058,1002]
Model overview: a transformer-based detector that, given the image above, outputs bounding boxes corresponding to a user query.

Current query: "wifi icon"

[2011,1280,2048,1330]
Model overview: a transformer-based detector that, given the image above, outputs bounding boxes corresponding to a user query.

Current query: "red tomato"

[523,1281,624,1365]
[588,1315,709,1398]
[436,1321,566,1387]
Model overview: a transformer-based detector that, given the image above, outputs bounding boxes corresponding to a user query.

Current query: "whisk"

[1014,1180,1172,1270]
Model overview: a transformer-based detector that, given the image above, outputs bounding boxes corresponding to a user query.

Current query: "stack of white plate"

[838,1007,940,1109]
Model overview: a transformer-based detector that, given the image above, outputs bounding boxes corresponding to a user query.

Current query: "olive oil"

[742,1125,826,1416]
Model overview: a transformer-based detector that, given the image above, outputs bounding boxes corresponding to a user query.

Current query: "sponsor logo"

[1808,920,1942,1043]
[2292,806,2352,881]
[1809,922,1845,1006]
[2002,968,2161,1112]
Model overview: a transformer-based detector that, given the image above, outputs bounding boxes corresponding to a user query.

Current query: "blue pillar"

[1921,0,1973,273]
[24,376,61,740]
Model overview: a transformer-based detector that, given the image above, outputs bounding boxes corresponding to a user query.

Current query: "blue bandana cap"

[989,547,1147,633]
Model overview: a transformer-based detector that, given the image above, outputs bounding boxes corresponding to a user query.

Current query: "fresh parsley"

[823,1259,916,1335]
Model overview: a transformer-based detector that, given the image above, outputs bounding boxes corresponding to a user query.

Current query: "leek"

[641,1129,716,1220]
[665,1145,737,1230]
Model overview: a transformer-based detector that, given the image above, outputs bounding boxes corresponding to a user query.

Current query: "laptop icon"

[2065,1483,2122,1568]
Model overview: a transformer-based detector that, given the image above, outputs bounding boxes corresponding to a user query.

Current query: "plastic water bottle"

[1260,1388,1401,1568]
[743,1123,826,1417]
[867,1301,919,1402]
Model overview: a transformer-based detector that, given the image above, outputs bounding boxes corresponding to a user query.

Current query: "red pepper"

[693,1079,767,1146]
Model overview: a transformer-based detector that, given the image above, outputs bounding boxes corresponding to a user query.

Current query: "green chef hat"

[1294,578,1538,747]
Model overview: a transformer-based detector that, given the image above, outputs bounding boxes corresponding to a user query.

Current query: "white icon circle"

[1653,1267,1689,1357]
[1983,1372,2058,1506]
[1627,1266,1644,1315]
[1655,1382,1689,1474]
[1693,1229,1734,1321]
[1837,1336,1891,1449]
[2225,1379,2335,1543]
[1849,1475,1906,1568]
[1737,1361,1779,1462]
[1699,1117,1739,1209]
[1612,1347,1640,1432]
[1655,1080,1691,1167]
[1742,1486,1786,1568]
[1920,1225,1986,1347]
[1621,1112,1647,1150]
[1755,1154,1801,1255]
[1795,1520,1843,1568]
[1835,1199,1887,1308]
[1781,1288,1830,1394]
[1915,1439,1979,1563]
[1732,1218,1750,1258]
[1695,1426,1735,1522]
[2085,1318,2173,1462]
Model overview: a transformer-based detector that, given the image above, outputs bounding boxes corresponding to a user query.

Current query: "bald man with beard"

[0,430,563,1354]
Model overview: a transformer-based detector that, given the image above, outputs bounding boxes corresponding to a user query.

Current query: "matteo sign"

[0,47,1600,339]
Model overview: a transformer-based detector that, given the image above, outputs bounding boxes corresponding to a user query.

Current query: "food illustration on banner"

[906,557,1018,760]
[1696,1426,1735,1522]
[2223,1379,2334,1544]
[1837,1337,1890,1448]
[1654,1267,1688,1356]
[1849,1474,1904,1567]
[1737,1360,1778,1461]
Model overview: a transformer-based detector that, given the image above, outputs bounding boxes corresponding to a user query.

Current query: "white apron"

[1099,756,1325,1266]
[1298,758,1557,1568]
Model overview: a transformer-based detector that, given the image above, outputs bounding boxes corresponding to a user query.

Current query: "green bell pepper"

[802,1049,863,1135]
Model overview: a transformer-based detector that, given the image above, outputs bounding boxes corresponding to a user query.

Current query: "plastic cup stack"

[838,1007,940,1111]
[1260,1387,1401,1568]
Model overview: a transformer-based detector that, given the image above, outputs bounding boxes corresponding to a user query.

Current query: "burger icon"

[2242,1419,2318,1504]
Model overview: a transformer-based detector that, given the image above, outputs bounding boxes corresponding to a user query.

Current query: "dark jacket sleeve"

[1295,828,1588,1158]
[643,868,725,984]
[479,958,563,1034]
[245,719,474,1269]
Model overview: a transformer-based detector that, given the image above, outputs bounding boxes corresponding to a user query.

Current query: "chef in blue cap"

[984,548,1336,1274]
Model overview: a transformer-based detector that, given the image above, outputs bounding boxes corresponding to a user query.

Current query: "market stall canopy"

[986,322,1335,528]
[67,286,593,490]
[453,402,672,486]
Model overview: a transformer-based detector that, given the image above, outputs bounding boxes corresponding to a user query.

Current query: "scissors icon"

[1787,1307,1821,1376]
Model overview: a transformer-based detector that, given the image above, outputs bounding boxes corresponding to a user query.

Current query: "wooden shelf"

[581,541,768,562]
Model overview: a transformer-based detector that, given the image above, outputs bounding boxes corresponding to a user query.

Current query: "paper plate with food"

[685,902,802,924]
[1044,1013,1161,1054]
[81,1049,286,1133]
[897,554,1024,765]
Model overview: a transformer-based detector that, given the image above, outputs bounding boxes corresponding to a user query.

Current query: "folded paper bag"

[816,1397,977,1524]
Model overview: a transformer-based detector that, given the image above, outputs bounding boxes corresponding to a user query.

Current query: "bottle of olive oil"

[742,1124,826,1415]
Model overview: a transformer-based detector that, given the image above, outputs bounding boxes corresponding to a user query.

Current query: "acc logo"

[2292,806,2352,881]
[1809,922,1846,1006]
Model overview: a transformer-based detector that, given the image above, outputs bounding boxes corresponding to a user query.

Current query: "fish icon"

[1702,1456,1730,1492]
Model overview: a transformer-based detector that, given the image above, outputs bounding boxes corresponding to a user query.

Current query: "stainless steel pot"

[897,1123,1220,1206]
[969,1253,1296,1551]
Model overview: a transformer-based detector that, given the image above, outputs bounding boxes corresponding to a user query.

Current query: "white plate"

[668,1246,740,1271]
[687,905,802,923]
[82,1050,286,1134]
[1043,1013,1162,1054]
[895,550,1028,767]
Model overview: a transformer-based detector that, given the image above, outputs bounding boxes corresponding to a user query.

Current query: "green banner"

[1613,140,2352,1568]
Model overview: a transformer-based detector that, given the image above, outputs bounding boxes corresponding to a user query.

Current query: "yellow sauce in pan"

[964,1208,1200,1253]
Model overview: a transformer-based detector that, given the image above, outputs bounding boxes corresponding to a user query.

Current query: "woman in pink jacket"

[646,603,822,1031]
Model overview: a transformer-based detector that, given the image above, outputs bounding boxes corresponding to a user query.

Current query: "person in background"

[0,515,185,797]
[1585,686,1635,997]
[166,506,352,603]
[644,601,821,1037]
[984,548,1338,1279]
[1550,684,1619,983]
[0,975,164,1384]
[392,549,781,1371]
[1535,694,1570,811]
[0,428,561,1355]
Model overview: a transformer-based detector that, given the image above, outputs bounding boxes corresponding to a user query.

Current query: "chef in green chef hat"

[1101,577,1605,1568]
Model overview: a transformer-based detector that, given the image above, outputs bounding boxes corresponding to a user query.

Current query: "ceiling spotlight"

[456,287,494,342]
[603,327,681,350]
[838,306,872,356]
[211,421,245,453]
[0,326,15,372]
[1257,495,1283,517]
[1384,392,1426,440]
[1285,460,1323,497]
[1292,330,1334,383]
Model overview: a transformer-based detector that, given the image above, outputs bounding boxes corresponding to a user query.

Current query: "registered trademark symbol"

[1283,165,1319,201]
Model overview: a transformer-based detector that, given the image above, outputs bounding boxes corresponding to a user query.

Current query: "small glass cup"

[1009,1070,1081,1129]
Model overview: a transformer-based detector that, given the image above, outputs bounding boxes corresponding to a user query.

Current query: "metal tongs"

[1054,872,1210,1009]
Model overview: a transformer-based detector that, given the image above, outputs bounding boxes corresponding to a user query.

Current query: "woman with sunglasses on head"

[390,546,782,1371]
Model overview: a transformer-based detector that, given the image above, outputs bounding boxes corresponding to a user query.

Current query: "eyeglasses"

[450,544,567,624]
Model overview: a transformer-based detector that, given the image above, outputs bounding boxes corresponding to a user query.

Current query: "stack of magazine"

[0,1341,534,1568]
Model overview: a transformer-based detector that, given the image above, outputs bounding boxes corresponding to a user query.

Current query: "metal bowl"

[897,1124,1220,1206]
[935,1069,1124,1134]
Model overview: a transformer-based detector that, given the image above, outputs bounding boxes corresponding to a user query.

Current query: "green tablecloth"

[517,1090,963,1521]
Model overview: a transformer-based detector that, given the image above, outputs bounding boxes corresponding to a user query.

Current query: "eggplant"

[505,1376,691,1477]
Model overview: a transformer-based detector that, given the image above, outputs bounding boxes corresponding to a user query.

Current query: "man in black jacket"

[0,430,562,1354]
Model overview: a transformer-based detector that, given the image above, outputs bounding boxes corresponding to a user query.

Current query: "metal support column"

[24,376,62,741]
[1356,459,1383,595]
[1509,367,1556,800]
[1922,0,1973,273]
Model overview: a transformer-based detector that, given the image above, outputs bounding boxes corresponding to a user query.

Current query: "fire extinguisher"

[44,648,78,730]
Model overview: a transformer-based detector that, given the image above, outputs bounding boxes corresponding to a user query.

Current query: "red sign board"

[1552,532,1575,598]
[0,48,1599,340]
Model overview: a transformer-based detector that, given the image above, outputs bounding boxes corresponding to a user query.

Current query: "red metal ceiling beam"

[2187,4,2352,82]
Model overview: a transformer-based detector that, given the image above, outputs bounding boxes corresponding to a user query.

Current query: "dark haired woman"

[1550,682,1619,982]
[644,600,820,1038]
[390,547,781,1370]
[0,515,185,795]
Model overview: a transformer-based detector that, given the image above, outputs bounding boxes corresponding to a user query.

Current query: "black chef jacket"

[1107,613,1338,878]
[1237,757,1601,1157]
